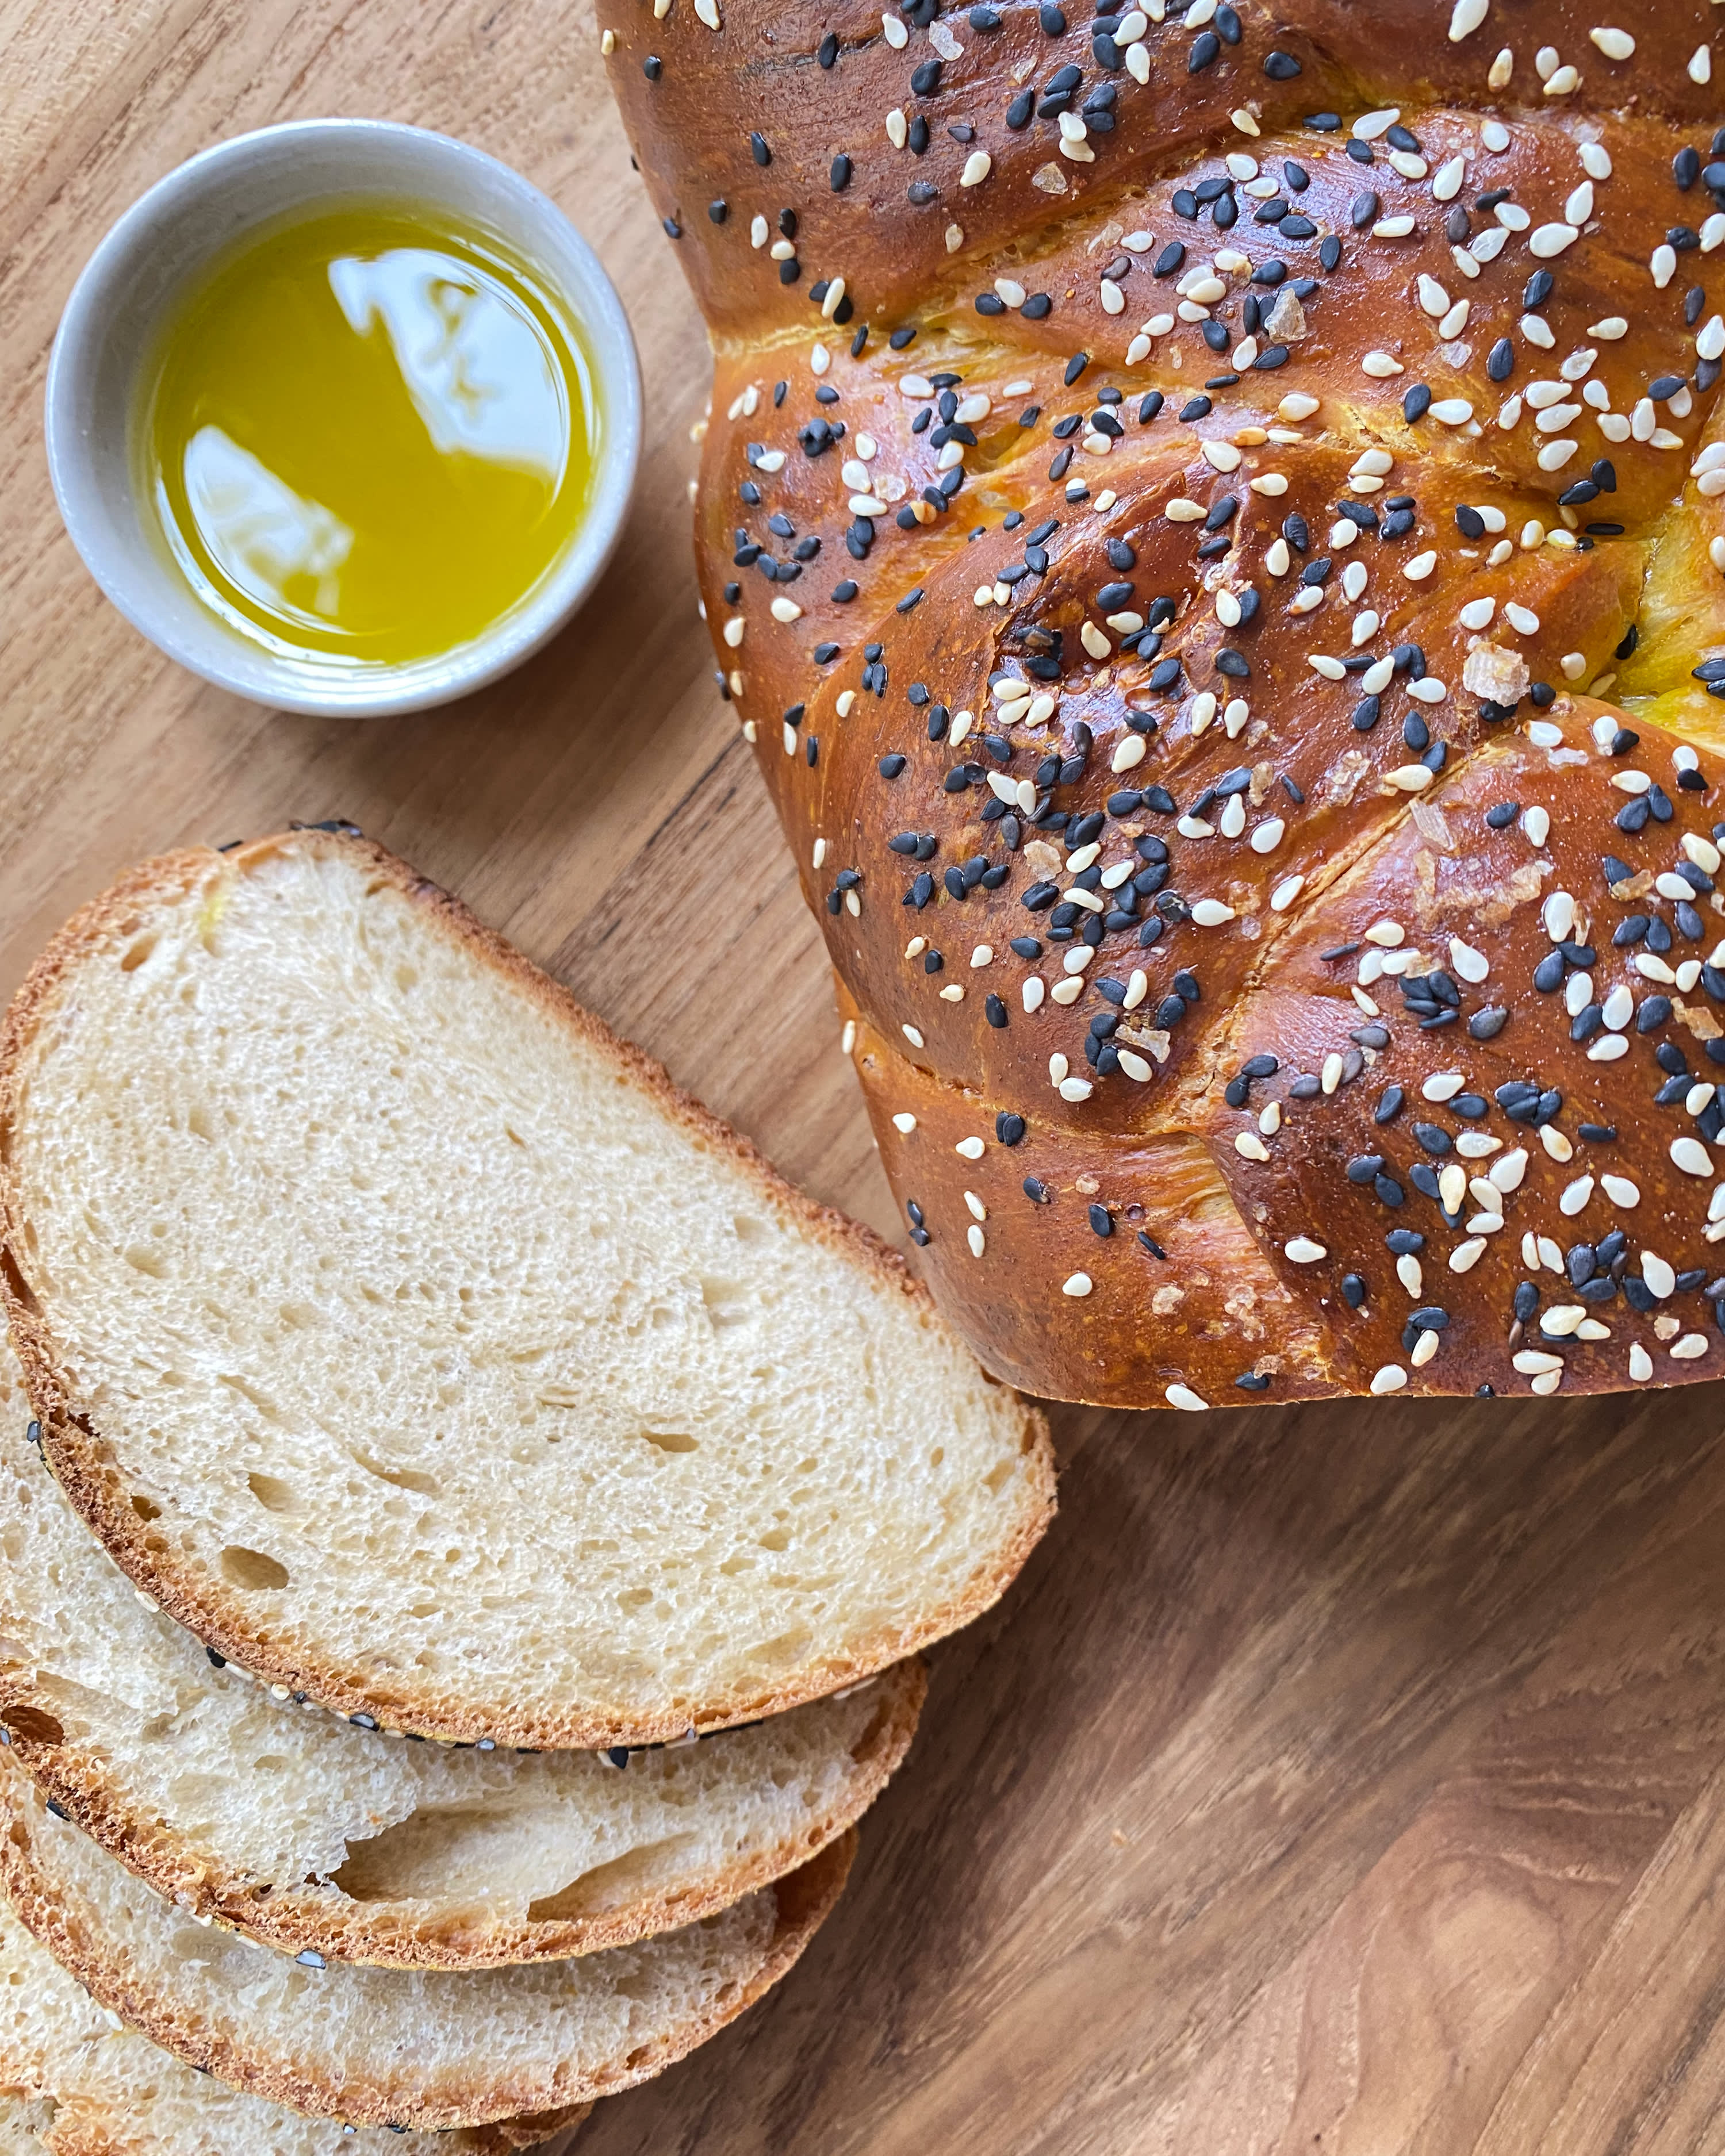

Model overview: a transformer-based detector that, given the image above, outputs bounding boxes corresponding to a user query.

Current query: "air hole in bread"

[699,1277,752,1329]
[122,1245,167,1278]
[0,1252,41,1320]
[130,1494,162,1522]
[245,1474,302,1517]
[745,1628,812,1670]
[118,938,156,973]
[732,1215,768,1245]
[218,1547,290,1592]
[3,1706,64,1748]
[757,1528,789,1552]
[639,1431,699,1456]
[350,1452,442,1498]
[524,1837,696,1923]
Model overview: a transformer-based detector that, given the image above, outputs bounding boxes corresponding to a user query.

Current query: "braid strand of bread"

[600,0,1725,1408]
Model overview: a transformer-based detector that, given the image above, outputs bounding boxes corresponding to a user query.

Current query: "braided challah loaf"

[602,0,1725,1408]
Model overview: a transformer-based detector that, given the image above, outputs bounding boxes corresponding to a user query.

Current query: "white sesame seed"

[1285,1237,1327,1263]
[1063,1272,1093,1298]
[1528,222,1579,259]
[1588,24,1633,58]
[1166,1382,1209,1411]
[960,150,992,186]
[1372,1362,1409,1394]
[1672,1137,1715,1178]
[1601,1173,1641,1207]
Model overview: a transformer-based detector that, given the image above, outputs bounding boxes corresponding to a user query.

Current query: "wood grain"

[5,6,1725,2153]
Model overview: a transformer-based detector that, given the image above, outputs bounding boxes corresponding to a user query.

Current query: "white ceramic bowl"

[45,120,642,718]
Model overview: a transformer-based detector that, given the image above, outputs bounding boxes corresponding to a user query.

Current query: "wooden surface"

[7,6,1725,2153]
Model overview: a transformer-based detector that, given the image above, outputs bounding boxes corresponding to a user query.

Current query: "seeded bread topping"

[604,0,1725,1406]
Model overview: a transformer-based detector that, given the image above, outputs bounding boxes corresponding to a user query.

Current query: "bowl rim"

[44,116,644,719]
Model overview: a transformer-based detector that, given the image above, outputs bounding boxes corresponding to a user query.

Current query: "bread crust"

[0,2105,585,2156]
[0,1656,923,1969]
[0,1762,856,2131]
[0,830,1054,1747]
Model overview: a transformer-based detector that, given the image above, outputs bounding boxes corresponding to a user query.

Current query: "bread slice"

[0,1908,582,2156]
[0,1756,852,2130]
[0,830,1053,1749]
[0,1322,921,1969]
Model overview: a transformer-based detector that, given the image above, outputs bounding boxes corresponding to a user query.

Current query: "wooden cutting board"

[6,6,1725,2152]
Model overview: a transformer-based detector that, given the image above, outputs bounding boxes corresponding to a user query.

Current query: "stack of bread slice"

[0,830,1055,2149]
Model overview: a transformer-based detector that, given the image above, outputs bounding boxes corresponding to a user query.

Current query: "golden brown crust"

[0,829,1053,1746]
[598,0,1725,1410]
[0,2105,587,2156]
[601,0,1725,343]
[0,1762,856,2131]
[0,1658,924,1969]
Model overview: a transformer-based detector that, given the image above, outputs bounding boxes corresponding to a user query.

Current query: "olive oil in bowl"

[136,203,600,672]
